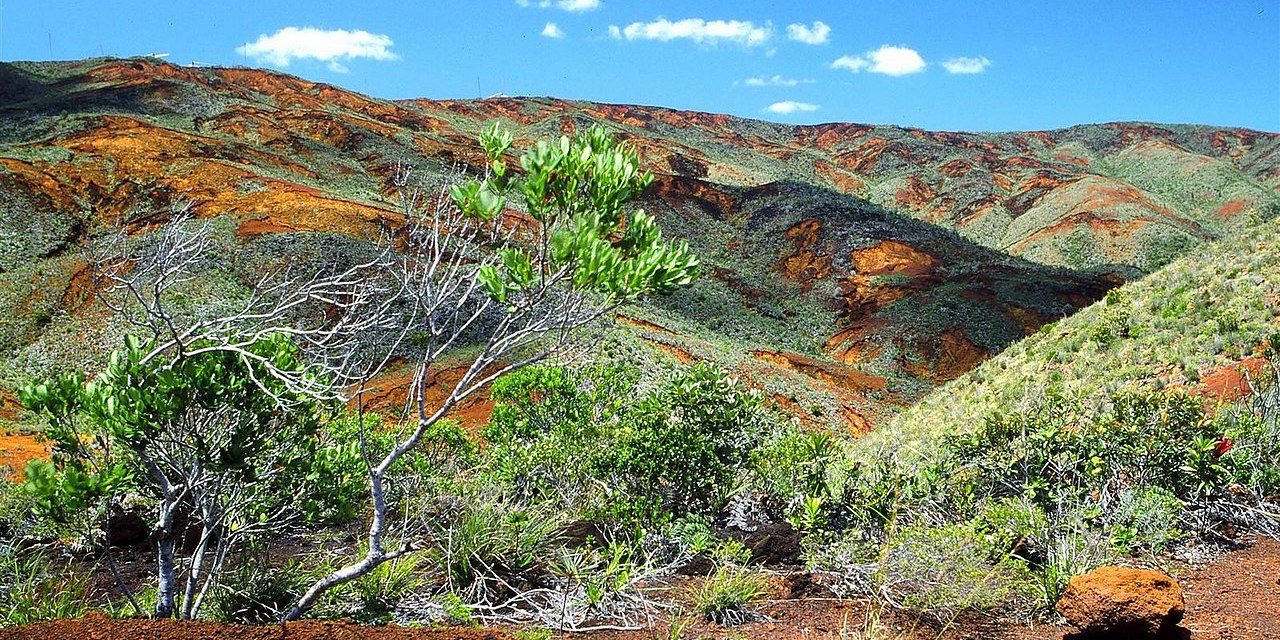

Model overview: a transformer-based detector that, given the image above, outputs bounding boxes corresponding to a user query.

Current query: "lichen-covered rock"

[1056,566,1185,635]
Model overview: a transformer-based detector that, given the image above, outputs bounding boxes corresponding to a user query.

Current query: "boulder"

[1056,566,1184,636]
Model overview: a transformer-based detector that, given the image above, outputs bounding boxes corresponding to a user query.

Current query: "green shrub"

[349,552,426,624]
[479,362,780,524]
[0,548,90,626]
[880,521,1037,617]
[751,428,838,523]
[600,363,772,519]
[438,591,476,626]
[692,565,768,626]
[208,559,308,624]
[1107,486,1184,553]
[430,498,563,594]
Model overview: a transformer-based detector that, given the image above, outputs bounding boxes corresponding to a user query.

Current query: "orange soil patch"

[0,158,82,213]
[777,250,832,291]
[832,242,940,324]
[1007,176,1209,255]
[813,160,867,194]
[850,240,937,277]
[750,350,886,393]
[794,122,874,150]
[649,175,736,219]
[824,319,889,365]
[614,314,676,337]
[39,115,406,238]
[1053,148,1092,167]
[894,176,937,208]
[0,432,47,482]
[1216,199,1247,219]
[652,341,695,364]
[1124,139,1213,166]
[777,220,833,291]
[354,363,497,435]
[840,406,874,436]
[902,328,990,383]
[0,614,511,640]
[5,538,1279,640]
[1197,356,1269,403]
[938,158,973,177]
[835,136,911,174]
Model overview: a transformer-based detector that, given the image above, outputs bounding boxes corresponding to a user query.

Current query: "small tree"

[22,336,332,619]
[20,207,396,619]
[284,124,699,619]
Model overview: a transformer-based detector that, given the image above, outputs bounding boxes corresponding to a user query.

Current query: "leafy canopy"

[452,123,699,305]
[19,334,336,524]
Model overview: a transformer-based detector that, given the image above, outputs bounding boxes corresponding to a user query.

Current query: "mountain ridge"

[0,56,1275,432]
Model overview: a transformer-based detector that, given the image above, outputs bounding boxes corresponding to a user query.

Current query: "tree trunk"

[155,534,177,618]
[284,470,393,621]
[154,499,179,618]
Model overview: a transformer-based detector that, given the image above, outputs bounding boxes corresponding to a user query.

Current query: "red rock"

[1056,567,1185,635]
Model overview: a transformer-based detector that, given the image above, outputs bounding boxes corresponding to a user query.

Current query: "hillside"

[880,216,1280,453]
[0,57,1276,430]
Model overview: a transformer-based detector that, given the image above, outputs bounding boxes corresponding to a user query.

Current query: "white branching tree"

[22,124,696,622]
[284,125,699,620]
[21,207,402,619]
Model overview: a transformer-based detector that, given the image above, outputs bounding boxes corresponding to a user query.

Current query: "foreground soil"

[0,617,513,640]
[2,538,1276,640]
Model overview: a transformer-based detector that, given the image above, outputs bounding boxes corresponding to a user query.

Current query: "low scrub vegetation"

[3,345,1276,628]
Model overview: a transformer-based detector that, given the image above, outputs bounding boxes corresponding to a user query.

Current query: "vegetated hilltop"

[0,57,1274,430]
[880,215,1280,456]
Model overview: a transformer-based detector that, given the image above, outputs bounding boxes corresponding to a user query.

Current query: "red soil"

[1197,356,1270,404]
[354,363,496,435]
[0,433,46,482]
[0,615,511,640]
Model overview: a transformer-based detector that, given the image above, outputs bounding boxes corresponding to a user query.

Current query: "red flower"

[1212,437,1235,458]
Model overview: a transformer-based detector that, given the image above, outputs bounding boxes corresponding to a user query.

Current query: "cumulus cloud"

[608,18,772,48]
[737,74,812,87]
[831,55,868,73]
[517,0,600,11]
[786,21,830,45]
[765,101,819,115]
[541,22,565,38]
[236,27,397,71]
[830,45,925,76]
[942,56,991,74]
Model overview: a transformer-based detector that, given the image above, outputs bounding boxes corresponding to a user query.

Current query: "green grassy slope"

[876,217,1280,454]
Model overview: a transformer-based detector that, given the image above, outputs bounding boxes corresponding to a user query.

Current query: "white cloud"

[609,18,773,48]
[830,45,925,76]
[942,56,991,74]
[517,0,600,11]
[831,55,868,73]
[765,101,820,115]
[541,22,565,38]
[786,21,830,45]
[236,27,397,69]
[738,74,811,87]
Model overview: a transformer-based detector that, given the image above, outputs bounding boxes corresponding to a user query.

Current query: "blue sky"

[3,1,1278,132]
